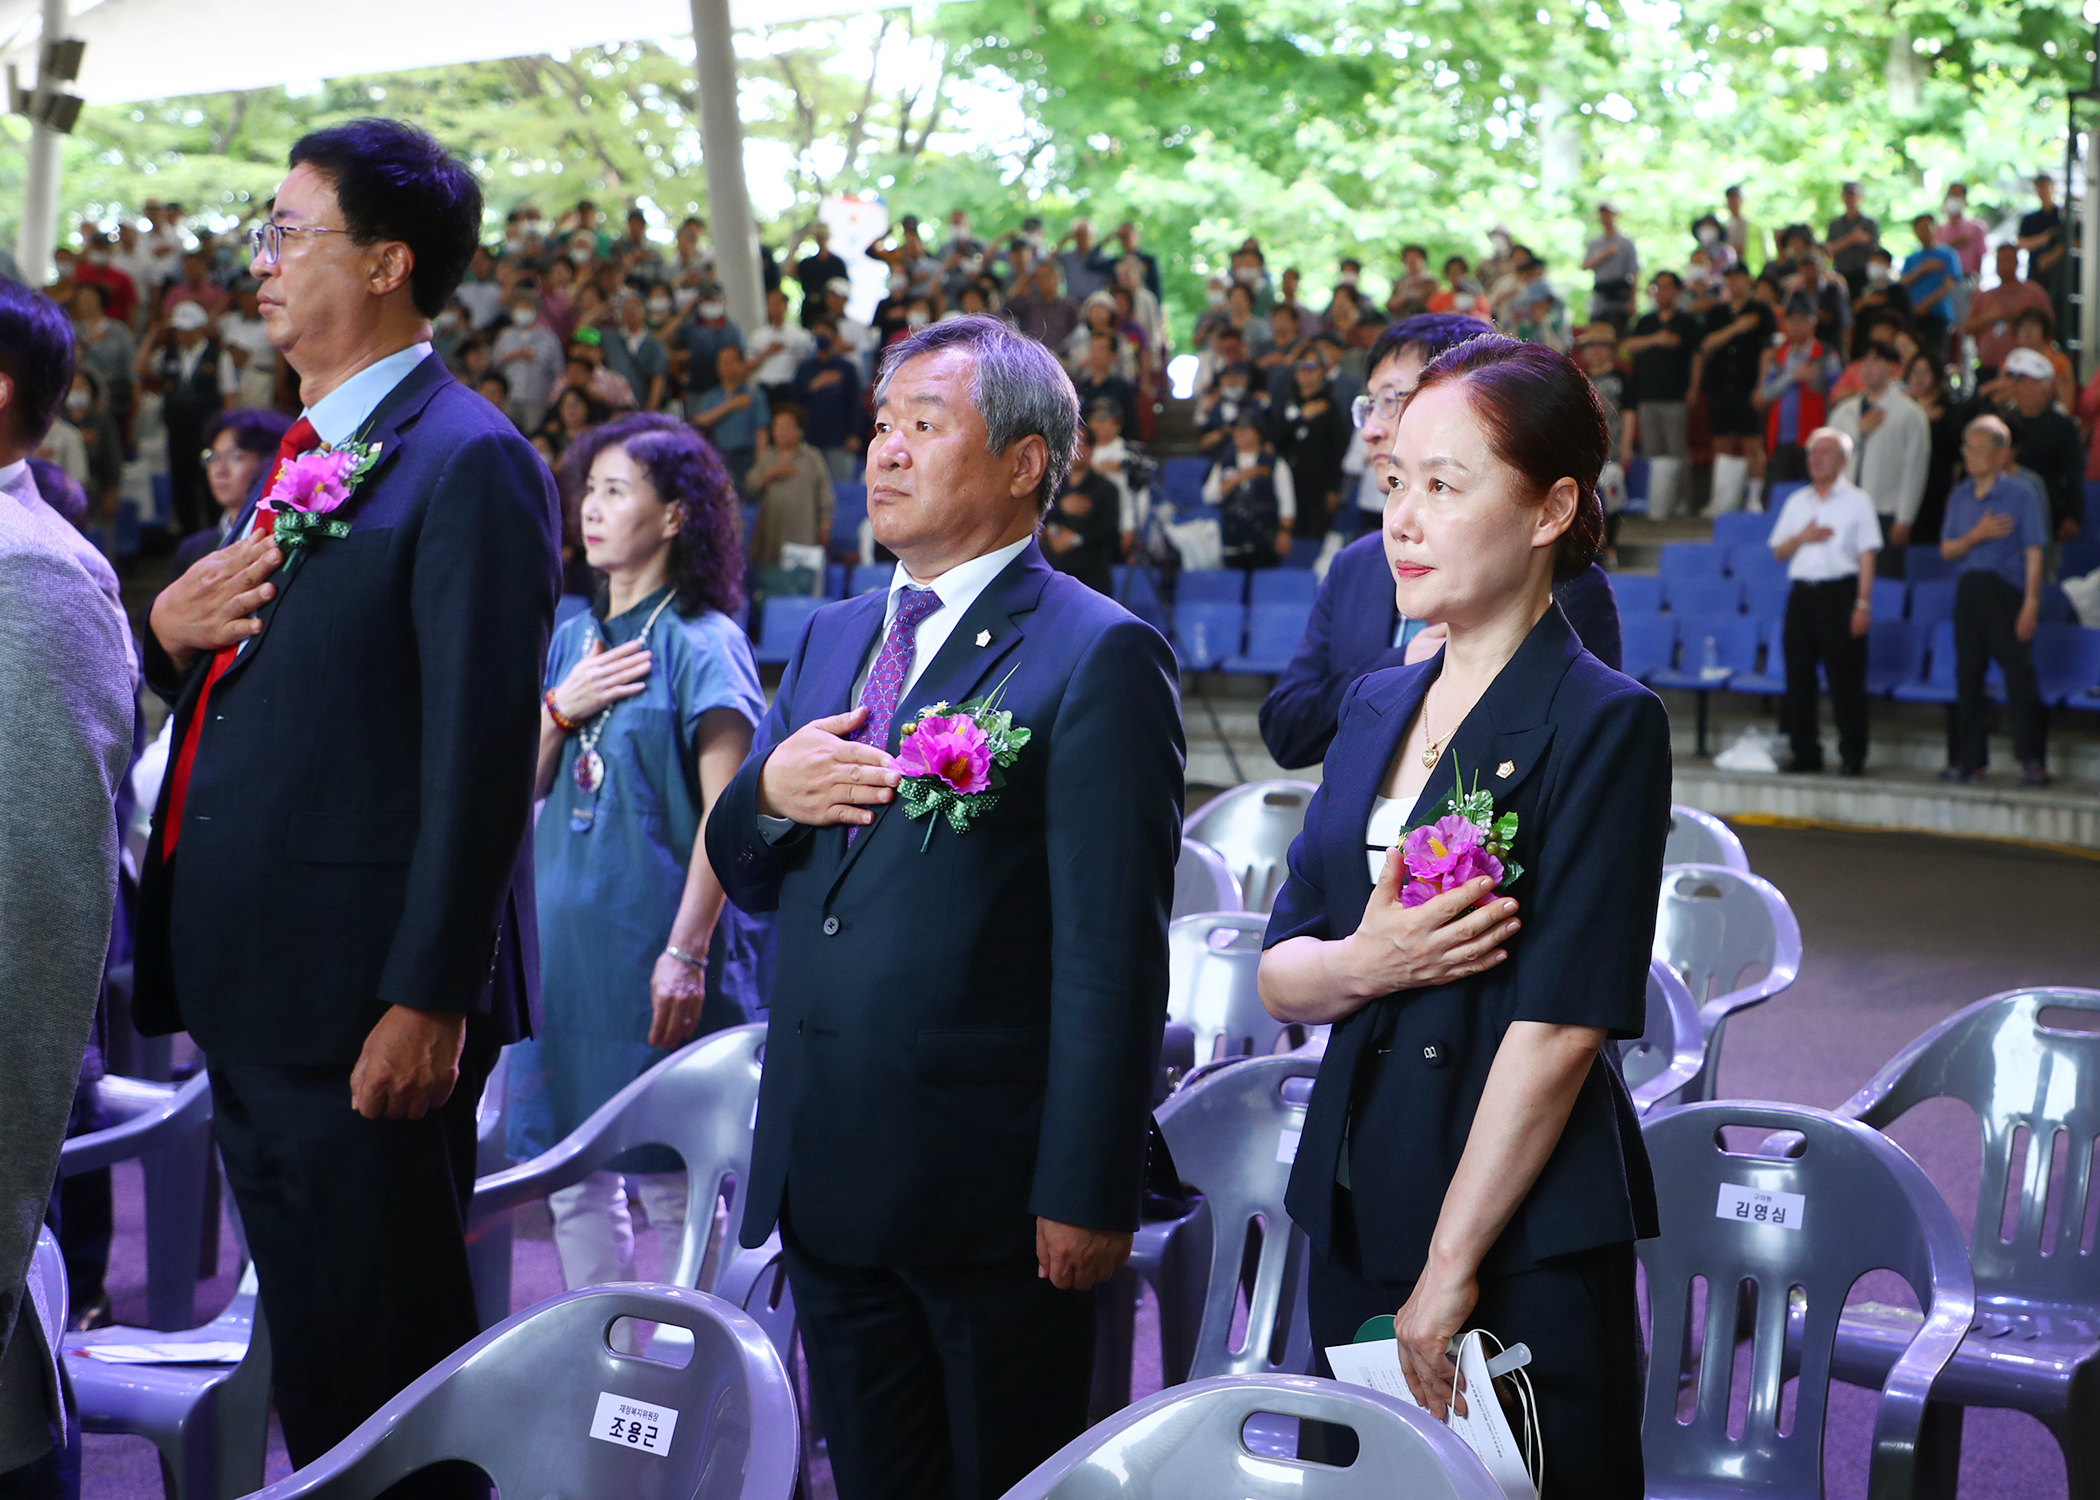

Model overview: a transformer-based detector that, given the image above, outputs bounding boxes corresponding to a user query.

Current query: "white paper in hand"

[1325,1334,1539,1500]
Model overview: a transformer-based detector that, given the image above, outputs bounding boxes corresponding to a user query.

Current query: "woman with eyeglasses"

[163,407,293,584]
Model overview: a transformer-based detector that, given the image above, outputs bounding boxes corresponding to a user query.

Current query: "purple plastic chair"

[1831,987,2100,1497]
[60,1072,214,1331]
[1653,864,1803,1102]
[1639,1102,1973,1500]
[1167,912,1287,1064]
[1000,1375,1503,1500]
[1623,959,1707,1115]
[240,1285,798,1500]
[1172,837,1245,920]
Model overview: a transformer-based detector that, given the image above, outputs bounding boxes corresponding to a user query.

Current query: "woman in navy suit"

[1260,335,1668,1496]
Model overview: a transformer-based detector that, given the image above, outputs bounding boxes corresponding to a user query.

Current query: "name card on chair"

[1276,1128,1301,1165]
[591,1391,680,1456]
[1716,1183,1804,1230]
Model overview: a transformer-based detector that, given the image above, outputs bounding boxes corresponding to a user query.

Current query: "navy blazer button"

[1422,1044,1440,1062]
[822,916,840,935]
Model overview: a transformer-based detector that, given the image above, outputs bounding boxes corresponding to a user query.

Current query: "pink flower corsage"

[893,666,1030,849]
[259,440,381,551]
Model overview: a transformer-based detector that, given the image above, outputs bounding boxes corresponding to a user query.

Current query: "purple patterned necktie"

[849,586,943,844]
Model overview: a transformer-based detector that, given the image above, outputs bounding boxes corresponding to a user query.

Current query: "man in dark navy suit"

[1260,316,1623,769]
[709,316,1183,1500]
[136,121,559,1487]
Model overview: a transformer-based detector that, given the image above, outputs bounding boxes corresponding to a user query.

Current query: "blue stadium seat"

[1905,546,1954,582]
[111,499,141,559]
[753,594,824,666]
[1160,456,1211,510]
[1908,579,1957,629]
[1741,574,1791,623]
[2062,535,2100,579]
[1765,479,1806,510]
[2039,582,2076,625]
[849,563,895,595]
[1658,543,1739,614]
[831,481,868,555]
[1865,619,1927,697]
[149,473,173,528]
[1171,603,1244,672]
[1248,571,1317,607]
[1624,456,1650,504]
[1726,542,1788,584]
[1222,602,1313,675]
[1608,573,1664,617]
[1890,621,2004,704]
[1870,577,1908,621]
[1711,513,1770,553]
[2084,479,2100,534]
[2026,625,2100,707]
[823,563,847,599]
[1177,569,1246,605]
[1112,565,1163,610]
[1651,614,1761,693]
[1728,617,1789,698]
[1280,539,1320,569]
[1620,615,1677,682]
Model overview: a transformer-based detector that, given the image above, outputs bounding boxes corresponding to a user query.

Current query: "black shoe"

[1839,763,1866,778]
[2020,762,2053,788]
[1781,758,1825,774]
[1938,765,1981,784]
[69,1294,114,1333]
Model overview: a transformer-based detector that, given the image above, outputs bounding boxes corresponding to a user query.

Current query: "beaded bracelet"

[544,690,581,734]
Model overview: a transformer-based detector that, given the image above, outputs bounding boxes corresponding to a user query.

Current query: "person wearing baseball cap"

[142,298,236,534]
[1998,345,2084,540]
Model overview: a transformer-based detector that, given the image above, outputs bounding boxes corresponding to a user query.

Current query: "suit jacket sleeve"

[1510,685,1670,1037]
[0,545,129,1372]
[376,430,559,1013]
[706,611,822,915]
[1259,570,1407,770]
[1554,566,1624,672]
[1030,617,1185,1231]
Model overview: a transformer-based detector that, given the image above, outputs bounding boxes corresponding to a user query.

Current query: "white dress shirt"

[1830,385,1931,524]
[304,341,434,447]
[1767,478,1882,582]
[853,534,1035,705]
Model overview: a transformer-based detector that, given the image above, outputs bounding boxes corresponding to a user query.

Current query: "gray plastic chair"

[1831,987,2100,1496]
[1621,958,1708,1115]
[1129,1053,1320,1389]
[241,1284,798,1500]
[67,1262,272,1500]
[471,1023,767,1303]
[1172,836,1245,919]
[1167,912,1287,1064]
[463,1047,514,1330]
[1653,864,1803,1102]
[999,1374,1504,1500]
[1638,1102,1973,1500]
[1181,780,1317,914]
[1665,804,1751,872]
[60,1072,214,1330]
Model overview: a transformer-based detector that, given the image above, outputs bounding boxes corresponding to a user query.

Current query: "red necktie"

[162,417,319,860]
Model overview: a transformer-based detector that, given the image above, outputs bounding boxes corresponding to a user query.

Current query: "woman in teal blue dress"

[507,412,767,1303]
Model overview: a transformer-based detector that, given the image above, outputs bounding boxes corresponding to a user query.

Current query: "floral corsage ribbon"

[1397,760,1523,907]
[259,440,382,551]
[893,666,1031,851]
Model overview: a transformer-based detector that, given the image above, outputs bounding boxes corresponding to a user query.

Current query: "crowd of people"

[2,112,2095,1500]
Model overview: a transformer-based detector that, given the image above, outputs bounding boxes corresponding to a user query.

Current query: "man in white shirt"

[1768,426,1881,775]
[747,286,815,404]
[1828,338,1929,577]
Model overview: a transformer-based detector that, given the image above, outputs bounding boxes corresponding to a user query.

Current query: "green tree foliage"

[4,0,2088,332]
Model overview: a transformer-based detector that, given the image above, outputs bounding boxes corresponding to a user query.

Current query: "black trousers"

[210,1049,495,1497]
[1303,1230,1646,1500]
[779,1208,1095,1500]
[1876,514,1906,579]
[1951,570,2045,769]
[1782,577,1869,771]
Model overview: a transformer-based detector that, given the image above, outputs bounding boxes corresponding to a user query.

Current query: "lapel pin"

[1496,760,1515,779]
[975,629,992,647]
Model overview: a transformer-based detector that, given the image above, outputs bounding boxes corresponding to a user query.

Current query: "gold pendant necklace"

[1420,683,1455,769]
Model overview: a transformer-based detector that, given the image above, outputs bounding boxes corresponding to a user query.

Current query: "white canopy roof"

[0,0,886,104]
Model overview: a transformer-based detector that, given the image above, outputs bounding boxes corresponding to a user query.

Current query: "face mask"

[1233,267,1257,284]
[511,307,537,327]
[569,247,593,265]
[647,299,671,317]
[435,310,460,330]
[1221,384,1246,402]
[1696,225,1719,245]
[1686,267,1712,287]
[1024,231,1045,249]
[1868,263,1891,283]
[1944,197,1964,218]
[698,302,725,320]
[1489,234,1511,253]
[672,287,699,311]
[906,310,930,329]
[66,391,91,416]
[506,228,525,246]
[1206,288,1226,308]
[1338,271,1358,287]
[889,274,908,293]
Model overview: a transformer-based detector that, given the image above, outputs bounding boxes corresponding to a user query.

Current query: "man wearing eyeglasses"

[134,119,561,1493]
[1259,314,1623,770]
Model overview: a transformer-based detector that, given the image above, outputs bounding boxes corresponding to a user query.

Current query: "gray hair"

[1965,413,2012,450]
[1805,425,1854,464]
[873,314,1082,514]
